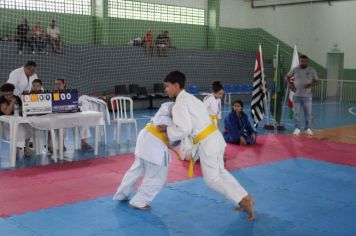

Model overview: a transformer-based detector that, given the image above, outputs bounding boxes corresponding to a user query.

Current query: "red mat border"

[0,134,355,217]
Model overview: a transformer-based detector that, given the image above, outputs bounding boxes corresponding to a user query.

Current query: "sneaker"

[293,128,301,136]
[48,146,53,153]
[305,128,314,136]
[24,147,32,157]
[81,143,93,151]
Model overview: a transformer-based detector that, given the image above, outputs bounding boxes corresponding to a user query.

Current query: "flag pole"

[264,91,272,127]
[264,44,277,130]
[281,44,297,125]
[252,44,268,128]
[273,44,279,133]
[280,82,290,126]
[259,43,269,126]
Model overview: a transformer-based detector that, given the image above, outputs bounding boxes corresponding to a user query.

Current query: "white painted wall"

[220,0,356,68]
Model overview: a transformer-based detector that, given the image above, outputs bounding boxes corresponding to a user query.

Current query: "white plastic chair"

[78,95,110,145]
[110,96,137,144]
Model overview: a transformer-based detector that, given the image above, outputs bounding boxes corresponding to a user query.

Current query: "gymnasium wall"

[220,0,356,80]
[2,0,354,97]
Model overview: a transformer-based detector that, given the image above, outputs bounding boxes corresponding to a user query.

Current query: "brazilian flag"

[270,44,285,125]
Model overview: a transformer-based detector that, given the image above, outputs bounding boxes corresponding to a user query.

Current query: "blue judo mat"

[1,158,356,236]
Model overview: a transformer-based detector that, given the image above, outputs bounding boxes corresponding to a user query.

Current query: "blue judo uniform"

[223,111,256,144]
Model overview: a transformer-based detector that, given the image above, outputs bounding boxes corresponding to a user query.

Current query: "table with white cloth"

[0,111,104,167]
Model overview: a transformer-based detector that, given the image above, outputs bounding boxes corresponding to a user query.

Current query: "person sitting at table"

[47,79,92,152]
[223,100,257,145]
[31,79,43,92]
[0,83,34,157]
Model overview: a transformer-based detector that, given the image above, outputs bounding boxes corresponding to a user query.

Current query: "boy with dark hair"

[203,81,224,127]
[158,71,255,220]
[31,79,43,91]
[113,102,175,210]
[0,83,33,157]
[0,83,21,116]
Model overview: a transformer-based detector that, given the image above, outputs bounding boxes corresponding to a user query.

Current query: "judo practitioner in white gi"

[203,81,224,129]
[157,71,255,220]
[113,102,175,210]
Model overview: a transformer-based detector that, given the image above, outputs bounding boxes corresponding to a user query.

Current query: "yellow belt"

[184,123,217,178]
[193,123,218,144]
[145,124,195,178]
[210,114,218,123]
[145,124,169,145]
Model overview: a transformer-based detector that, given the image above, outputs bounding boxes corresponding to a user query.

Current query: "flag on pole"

[287,45,299,119]
[251,44,267,127]
[270,44,285,125]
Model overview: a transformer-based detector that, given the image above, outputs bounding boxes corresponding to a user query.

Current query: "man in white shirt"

[158,71,255,220]
[47,20,63,53]
[7,61,38,96]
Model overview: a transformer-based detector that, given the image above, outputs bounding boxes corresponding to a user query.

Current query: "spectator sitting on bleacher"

[16,18,34,55]
[223,100,257,145]
[163,31,172,48]
[31,21,47,54]
[46,19,63,53]
[143,30,153,56]
[156,31,167,57]
[0,83,33,157]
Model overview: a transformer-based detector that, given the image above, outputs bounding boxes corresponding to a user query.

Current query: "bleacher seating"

[153,83,166,97]
[187,85,198,94]
[115,85,128,95]
[224,83,253,104]
[128,84,139,98]
[137,86,148,99]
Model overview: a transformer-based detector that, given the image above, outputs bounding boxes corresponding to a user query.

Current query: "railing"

[313,79,356,102]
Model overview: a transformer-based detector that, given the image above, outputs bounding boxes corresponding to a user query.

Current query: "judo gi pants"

[113,156,168,207]
[199,133,248,206]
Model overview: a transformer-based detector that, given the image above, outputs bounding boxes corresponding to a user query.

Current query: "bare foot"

[129,203,151,211]
[239,195,256,221]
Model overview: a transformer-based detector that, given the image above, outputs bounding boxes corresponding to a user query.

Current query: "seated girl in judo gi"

[113,102,175,210]
[223,100,257,145]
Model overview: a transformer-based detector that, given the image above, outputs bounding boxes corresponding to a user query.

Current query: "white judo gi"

[113,102,174,208]
[203,94,221,127]
[167,90,248,206]
[7,67,38,96]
